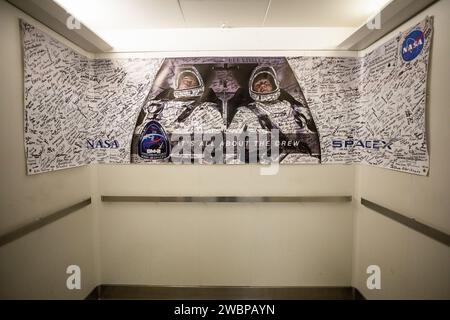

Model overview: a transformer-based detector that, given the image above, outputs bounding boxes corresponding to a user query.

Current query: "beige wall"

[352,0,450,299]
[98,165,354,286]
[0,0,99,299]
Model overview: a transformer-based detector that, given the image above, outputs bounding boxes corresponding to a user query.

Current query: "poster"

[130,57,321,165]
[22,17,433,175]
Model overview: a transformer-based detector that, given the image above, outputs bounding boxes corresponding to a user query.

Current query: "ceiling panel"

[55,0,391,29]
[265,0,392,27]
[179,0,270,28]
[55,0,186,29]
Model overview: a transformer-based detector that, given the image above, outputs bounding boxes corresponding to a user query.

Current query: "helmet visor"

[176,70,201,90]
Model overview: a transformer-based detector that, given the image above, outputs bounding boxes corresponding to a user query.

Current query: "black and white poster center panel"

[22,17,432,175]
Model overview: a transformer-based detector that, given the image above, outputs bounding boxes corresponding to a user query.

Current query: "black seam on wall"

[0,198,92,247]
[361,198,450,247]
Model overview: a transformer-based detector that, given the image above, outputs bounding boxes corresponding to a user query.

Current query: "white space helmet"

[249,66,280,102]
[173,66,205,99]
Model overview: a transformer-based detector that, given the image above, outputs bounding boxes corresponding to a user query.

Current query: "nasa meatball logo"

[138,120,170,160]
[401,29,425,62]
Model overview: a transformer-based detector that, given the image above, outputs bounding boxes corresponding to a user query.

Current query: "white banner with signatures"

[22,17,432,175]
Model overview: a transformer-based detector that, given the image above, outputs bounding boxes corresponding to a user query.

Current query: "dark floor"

[87,285,365,300]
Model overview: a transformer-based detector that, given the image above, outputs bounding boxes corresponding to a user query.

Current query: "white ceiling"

[265,0,391,27]
[54,0,392,29]
[51,0,393,51]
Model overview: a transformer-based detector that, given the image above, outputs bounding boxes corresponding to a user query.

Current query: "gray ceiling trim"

[7,0,112,53]
[339,0,438,51]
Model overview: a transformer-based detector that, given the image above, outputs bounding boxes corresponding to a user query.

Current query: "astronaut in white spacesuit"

[227,65,321,164]
[131,66,224,163]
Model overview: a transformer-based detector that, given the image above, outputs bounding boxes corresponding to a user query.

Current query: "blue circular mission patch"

[401,29,425,62]
[138,120,170,160]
